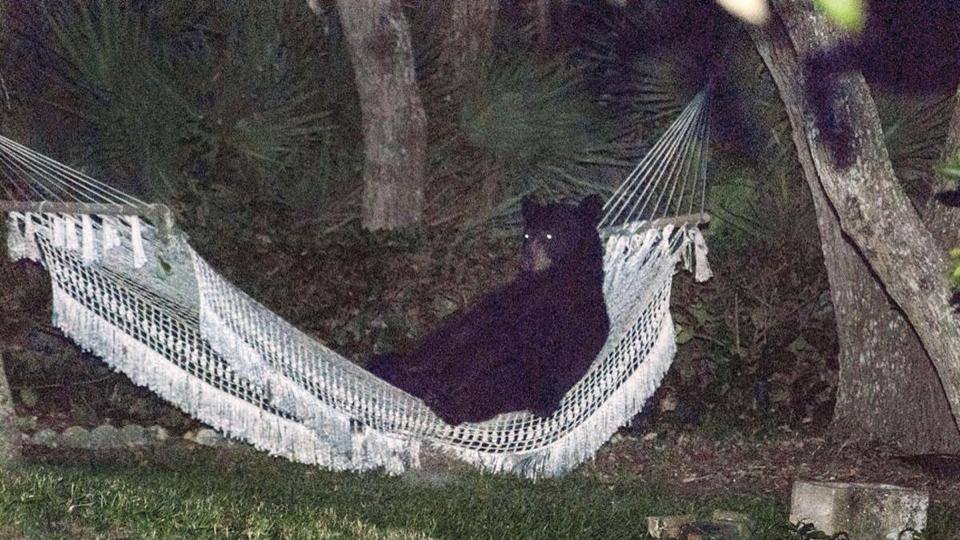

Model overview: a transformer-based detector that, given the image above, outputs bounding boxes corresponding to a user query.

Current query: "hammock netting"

[1,93,712,478]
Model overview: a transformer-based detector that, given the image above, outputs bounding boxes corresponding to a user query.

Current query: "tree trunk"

[0,352,19,463]
[752,1,960,452]
[785,95,960,453]
[534,0,552,50]
[331,0,427,230]
[435,0,499,89]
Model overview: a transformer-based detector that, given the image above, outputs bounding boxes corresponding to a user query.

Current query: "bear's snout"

[523,241,552,272]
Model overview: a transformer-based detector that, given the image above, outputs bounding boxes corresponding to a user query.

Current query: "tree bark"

[782,87,960,453]
[435,1,499,89]
[752,0,960,452]
[534,0,552,50]
[0,352,19,463]
[330,0,427,230]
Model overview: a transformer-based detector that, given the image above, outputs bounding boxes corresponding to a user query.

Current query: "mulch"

[586,430,960,513]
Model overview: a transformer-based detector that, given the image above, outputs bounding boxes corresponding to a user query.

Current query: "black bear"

[367,195,610,425]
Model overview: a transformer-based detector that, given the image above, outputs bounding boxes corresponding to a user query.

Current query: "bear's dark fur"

[367,195,610,425]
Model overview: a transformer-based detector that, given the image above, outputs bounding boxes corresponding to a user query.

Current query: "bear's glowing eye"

[546,234,553,240]
[524,234,530,239]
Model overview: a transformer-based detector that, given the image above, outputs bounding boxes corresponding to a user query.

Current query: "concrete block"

[790,480,928,539]
[647,515,693,539]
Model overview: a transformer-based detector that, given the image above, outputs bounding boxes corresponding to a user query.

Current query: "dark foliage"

[802,1,960,168]
[569,0,761,160]
[637,235,837,436]
[0,253,197,433]
[3,0,348,218]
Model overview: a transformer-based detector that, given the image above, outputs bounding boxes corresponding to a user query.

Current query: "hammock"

[1,93,712,478]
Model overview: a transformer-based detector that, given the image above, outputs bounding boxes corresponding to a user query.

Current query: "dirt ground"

[587,430,960,513]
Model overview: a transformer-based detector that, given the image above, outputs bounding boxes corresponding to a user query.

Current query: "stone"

[647,515,693,539]
[147,425,169,442]
[119,424,149,447]
[30,428,60,448]
[60,426,91,448]
[184,428,229,448]
[431,295,459,319]
[87,425,121,449]
[195,428,226,446]
[12,415,38,432]
[648,512,754,540]
[659,393,678,412]
[710,510,753,538]
[790,480,928,539]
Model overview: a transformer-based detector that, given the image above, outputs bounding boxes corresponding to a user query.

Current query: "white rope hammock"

[1,93,712,478]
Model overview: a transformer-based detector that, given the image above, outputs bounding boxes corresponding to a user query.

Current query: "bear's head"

[520,194,604,273]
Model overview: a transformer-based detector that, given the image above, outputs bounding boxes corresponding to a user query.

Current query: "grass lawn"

[0,445,958,539]
[0,445,794,539]
[1,445,955,540]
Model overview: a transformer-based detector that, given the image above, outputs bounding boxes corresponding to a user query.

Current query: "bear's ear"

[521,196,542,224]
[579,194,603,225]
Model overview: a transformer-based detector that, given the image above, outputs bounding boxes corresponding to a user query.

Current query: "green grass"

[2,447,960,538]
[0,447,795,539]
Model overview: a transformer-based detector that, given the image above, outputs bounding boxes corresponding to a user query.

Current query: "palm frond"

[875,90,954,200]
[40,0,341,209]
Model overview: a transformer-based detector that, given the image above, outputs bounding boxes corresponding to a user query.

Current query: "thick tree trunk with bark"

[534,0,552,50]
[781,88,960,453]
[0,352,19,463]
[752,1,960,452]
[435,1,499,89]
[330,0,427,230]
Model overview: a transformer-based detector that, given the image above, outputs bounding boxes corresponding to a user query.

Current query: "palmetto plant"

[39,0,336,209]
[415,45,627,234]
[394,1,632,235]
[704,64,954,253]
[453,54,629,236]
[459,56,622,194]
[701,42,820,254]
[874,91,953,203]
[577,0,815,253]
[43,0,188,194]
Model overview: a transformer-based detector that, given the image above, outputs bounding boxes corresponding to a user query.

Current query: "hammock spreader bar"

[0,200,176,246]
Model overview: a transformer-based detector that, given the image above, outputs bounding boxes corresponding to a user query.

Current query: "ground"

[6,431,960,537]
[588,432,960,515]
